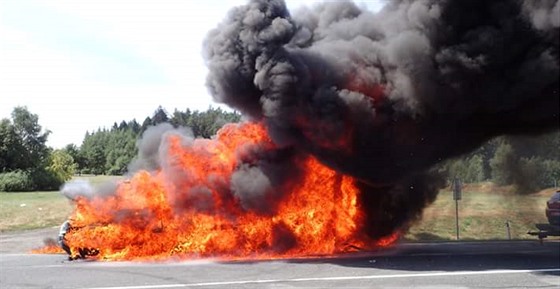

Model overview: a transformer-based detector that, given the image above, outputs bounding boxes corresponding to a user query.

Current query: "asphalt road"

[1,236,559,289]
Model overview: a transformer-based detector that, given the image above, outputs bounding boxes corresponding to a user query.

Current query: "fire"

[30,244,65,254]
[58,122,396,261]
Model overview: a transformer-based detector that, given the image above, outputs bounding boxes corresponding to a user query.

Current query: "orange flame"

[30,245,65,254]
[60,122,397,261]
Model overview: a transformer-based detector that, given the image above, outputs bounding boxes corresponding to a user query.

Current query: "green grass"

[72,174,123,185]
[0,191,72,232]
[0,175,122,232]
[405,184,554,241]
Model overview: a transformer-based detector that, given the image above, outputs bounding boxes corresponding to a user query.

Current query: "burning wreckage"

[57,0,558,261]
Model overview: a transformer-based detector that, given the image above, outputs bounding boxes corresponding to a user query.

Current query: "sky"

[0,0,383,149]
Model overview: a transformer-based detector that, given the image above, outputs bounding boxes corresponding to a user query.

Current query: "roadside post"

[505,220,511,240]
[452,177,462,240]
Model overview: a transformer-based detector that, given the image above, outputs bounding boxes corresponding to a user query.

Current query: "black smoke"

[203,0,559,239]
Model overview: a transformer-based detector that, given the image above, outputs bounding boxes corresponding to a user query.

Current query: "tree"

[47,149,76,182]
[0,119,26,172]
[490,140,517,186]
[118,120,129,131]
[443,154,485,183]
[73,106,242,176]
[0,107,66,191]
[152,106,169,125]
[128,119,141,133]
[170,106,241,138]
[80,129,108,175]
[140,116,153,133]
[104,128,137,175]
[63,144,85,174]
[11,106,51,169]
[488,137,560,193]
[0,107,50,172]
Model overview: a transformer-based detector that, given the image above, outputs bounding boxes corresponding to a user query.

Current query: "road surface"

[1,229,559,288]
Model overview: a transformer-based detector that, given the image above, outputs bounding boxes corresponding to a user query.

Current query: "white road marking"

[82,268,560,289]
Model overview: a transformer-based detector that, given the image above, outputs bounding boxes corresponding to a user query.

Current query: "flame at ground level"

[58,122,397,261]
[30,241,65,254]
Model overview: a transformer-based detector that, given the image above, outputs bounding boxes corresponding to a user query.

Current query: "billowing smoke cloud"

[61,180,94,200]
[128,123,194,173]
[126,122,303,216]
[61,179,118,200]
[63,124,196,201]
[204,0,559,237]
[522,0,560,31]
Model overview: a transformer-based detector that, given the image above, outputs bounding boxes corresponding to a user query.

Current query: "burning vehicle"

[57,133,399,261]
[56,0,558,261]
[58,220,100,260]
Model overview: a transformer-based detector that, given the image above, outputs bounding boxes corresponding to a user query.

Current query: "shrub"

[490,141,517,186]
[31,168,64,191]
[0,170,35,192]
[441,154,485,183]
[514,157,560,193]
[542,159,560,187]
[47,149,76,182]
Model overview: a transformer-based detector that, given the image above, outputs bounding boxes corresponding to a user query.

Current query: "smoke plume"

[128,123,194,173]
[61,180,94,200]
[203,0,559,237]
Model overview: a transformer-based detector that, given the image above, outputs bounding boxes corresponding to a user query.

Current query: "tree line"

[0,106,240,191]
[1,106,558,192]
[439,132,560,193]
[73,106,241,176]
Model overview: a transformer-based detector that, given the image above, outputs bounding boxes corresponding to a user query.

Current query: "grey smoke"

[60,179,94,200]
[522,0,560,30]
[231,164,273,212]
[61,179,119,200]
[203,0,559,239]
[128,123,194,173]
[61,0,559,245]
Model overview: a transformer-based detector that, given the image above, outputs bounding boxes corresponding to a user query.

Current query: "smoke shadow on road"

[221,241,560,277]
[282,241,560,277]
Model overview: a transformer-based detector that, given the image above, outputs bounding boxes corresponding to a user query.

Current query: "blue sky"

[0,0,382,148]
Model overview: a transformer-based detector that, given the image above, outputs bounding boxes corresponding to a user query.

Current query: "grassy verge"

[0,175,122,232]
[405,183,555,241]
[0,191,72,232]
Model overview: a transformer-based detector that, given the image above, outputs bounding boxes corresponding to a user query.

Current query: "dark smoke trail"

[204,0,559,238]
